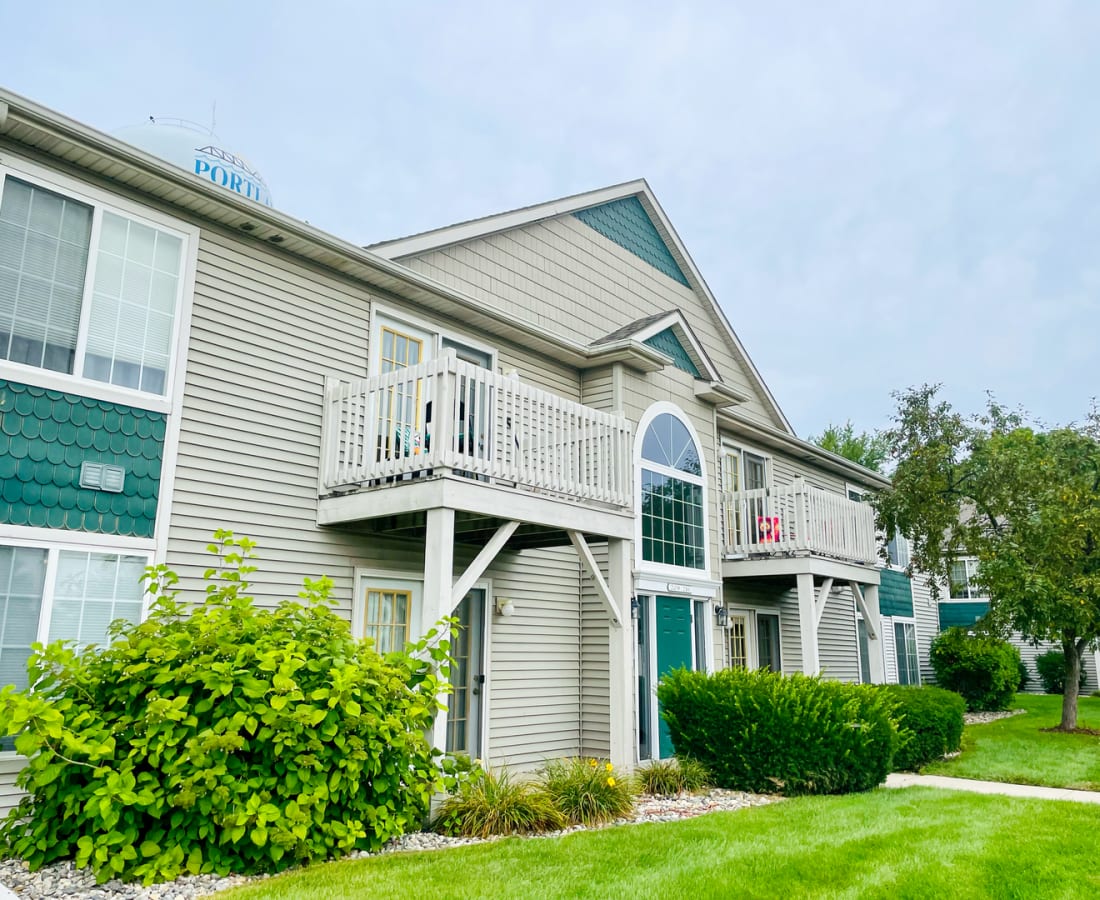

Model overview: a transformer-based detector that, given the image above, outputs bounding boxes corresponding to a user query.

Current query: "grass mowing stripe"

[923,694,1100,790]
[218,789,1100,899]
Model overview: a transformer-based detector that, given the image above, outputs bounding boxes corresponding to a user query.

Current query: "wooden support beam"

[424,507,455,752]
[450,520,519,610]
[567,530,622,626]
[797,572,820,675]
[815,576,834,627]
[850,581,875,640]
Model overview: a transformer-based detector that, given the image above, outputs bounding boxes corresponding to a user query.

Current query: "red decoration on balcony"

[758,516,781,543]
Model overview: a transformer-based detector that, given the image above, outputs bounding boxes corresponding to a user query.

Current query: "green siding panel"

[643,328,701,377]
[878,568,914,618]
[0,379,164,538]
[573,197,690,286]
[938,601,991,629]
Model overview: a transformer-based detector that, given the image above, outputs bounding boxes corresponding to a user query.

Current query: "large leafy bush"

[0,532,450,884]
[1035,650,1088,695]
[929,627,1020,711]
[883,685,965,771]
[657,668,898,796]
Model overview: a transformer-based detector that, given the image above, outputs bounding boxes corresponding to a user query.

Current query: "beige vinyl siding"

[169,230,376,610]
[578,543,612,757]
[486,547,587,767]
[911,575,939,685]
[398,216,780,429]
[0,755,27,818]
[818,584,861,683]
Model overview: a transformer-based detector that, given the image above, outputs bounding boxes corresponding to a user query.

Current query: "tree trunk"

[1058,637,1085,731]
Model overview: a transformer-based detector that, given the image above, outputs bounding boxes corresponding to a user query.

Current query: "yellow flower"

[607,777,616,787]
[589,758,598,767]
[605,762,613,772]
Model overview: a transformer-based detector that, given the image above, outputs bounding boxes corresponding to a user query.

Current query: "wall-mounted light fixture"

[630,597,640,620]
[495,598,516,618]
[715,605,729,628]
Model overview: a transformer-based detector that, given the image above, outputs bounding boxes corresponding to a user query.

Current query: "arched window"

[639,411,706,569]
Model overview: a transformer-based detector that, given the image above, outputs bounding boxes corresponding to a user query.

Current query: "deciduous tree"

[872,386,1100,731]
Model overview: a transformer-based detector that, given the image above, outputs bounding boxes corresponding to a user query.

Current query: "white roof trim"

[371,180,794,434]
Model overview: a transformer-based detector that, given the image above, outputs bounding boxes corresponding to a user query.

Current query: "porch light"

[495,598,516,617]
[715,605,729,628]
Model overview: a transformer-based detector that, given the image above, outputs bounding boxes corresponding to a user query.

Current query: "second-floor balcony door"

[442,338,492,465]
[379,322,433,461]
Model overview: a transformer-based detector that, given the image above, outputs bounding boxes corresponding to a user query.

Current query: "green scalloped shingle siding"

[0,379,164,538]
[573,197,689,286]
[878,568,914,617]
[939,601,991,629]
[643,327,701,377]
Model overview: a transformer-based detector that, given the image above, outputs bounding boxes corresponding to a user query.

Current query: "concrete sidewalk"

[886,772,1100,804]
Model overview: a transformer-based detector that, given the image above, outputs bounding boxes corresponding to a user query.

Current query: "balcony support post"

[797,572,821,675]
[851,581,886,684]
[424,506,455,752]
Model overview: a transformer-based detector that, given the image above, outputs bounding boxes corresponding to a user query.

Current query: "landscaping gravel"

[964,708,1027,725]
[0,790,779,899]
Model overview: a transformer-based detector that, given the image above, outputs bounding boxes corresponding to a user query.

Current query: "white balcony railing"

[321,352,634,508]
[720,479,877,564]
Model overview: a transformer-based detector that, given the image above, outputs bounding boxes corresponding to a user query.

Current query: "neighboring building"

[0,88,917,811]
[937,557,1100,693]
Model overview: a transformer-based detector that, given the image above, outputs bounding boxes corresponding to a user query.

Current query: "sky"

[4,1,1098,438]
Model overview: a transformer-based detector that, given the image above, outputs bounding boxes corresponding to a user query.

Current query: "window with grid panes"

[362,587,411,653]
[0,173,185,396]
[894,621,920,685]
[0,544,146,691]
[640,412,705,569]
[948,558,984,599]
[728,613,749,669]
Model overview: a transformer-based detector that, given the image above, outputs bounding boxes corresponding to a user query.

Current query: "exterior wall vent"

[79,461,126,493]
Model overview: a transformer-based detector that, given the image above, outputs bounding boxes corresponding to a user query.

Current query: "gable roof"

[370,180,794,434]
[593,310,718,383]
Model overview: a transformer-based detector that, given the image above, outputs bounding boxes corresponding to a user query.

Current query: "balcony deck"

[318,353,635,541]
[720,480,879,579]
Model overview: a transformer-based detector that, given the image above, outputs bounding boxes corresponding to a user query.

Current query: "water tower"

[113,118,273,207]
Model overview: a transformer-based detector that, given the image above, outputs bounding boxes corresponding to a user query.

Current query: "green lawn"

[923,693,1100,790]
[218,789,1100,899]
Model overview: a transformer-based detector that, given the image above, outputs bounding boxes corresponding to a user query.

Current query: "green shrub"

[882,685,966,771]
[541,757,637,825]
[432,768,564,837]
[928,628,1020,711]
[1035,651,1088,695]
[1017,659,1030,691]
[657,668,898,796]
[637,757,712,796]
[0,532,450,885]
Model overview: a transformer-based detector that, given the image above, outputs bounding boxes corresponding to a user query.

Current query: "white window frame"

[370,302,498,376]
[0,155,198,414]
[891,617,921,685]
[0,533,154,755]
[755,609,784,673]
[845,483,866,503]
[948,557,985,600]
[635,402,711,578]
[719,439,772,552]
[351,569,424,645]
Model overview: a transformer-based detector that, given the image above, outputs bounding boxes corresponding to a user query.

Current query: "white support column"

[607,538,635,770]
[797,572,821,676]
[851,581,886,684]
[424,507,455,752]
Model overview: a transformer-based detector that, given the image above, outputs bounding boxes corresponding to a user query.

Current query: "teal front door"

[655,596,694,758]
